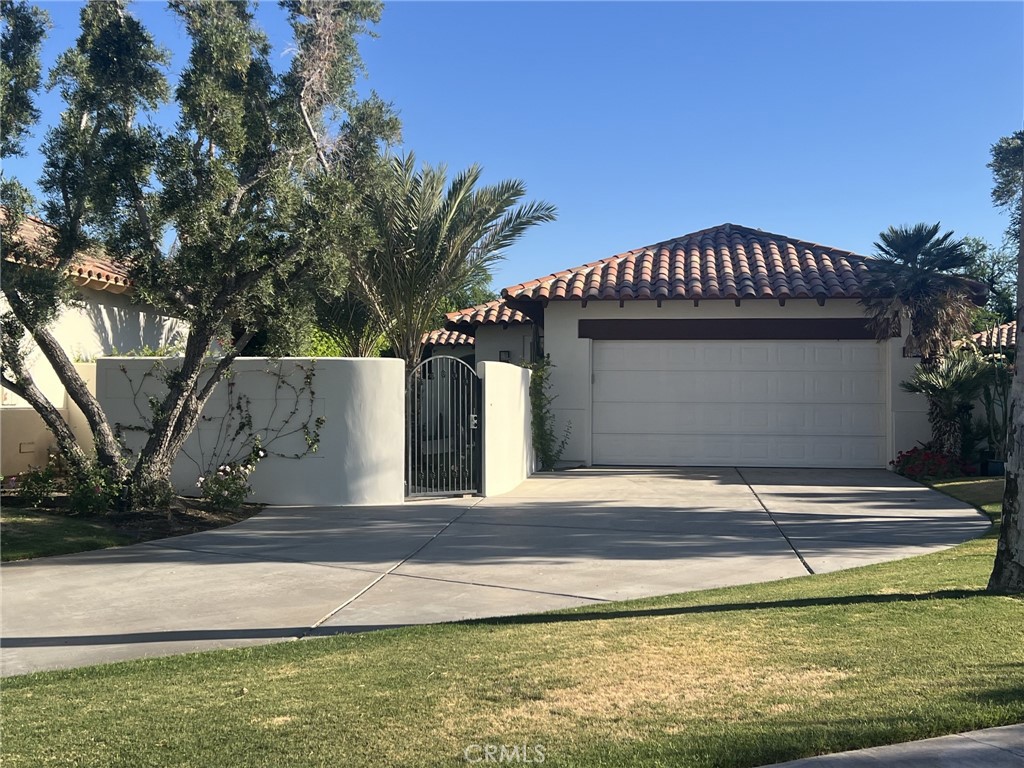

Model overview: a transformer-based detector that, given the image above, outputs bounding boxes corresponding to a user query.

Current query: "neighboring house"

[421,329,475,362]
[1,212,186,474]
[444,223,944,469]
[971,321,1016,353]
[444,300,536,364]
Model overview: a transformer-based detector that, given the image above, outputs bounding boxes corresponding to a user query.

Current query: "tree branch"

[0,366,88,474]
[299,99,331,174]
[4,289,126,477]
[196,331,254,405]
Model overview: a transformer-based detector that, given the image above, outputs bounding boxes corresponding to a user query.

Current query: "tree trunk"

[126,325,215,507]
[126,327,250,509]
[5,291,127,481]
[988,209,1024,594]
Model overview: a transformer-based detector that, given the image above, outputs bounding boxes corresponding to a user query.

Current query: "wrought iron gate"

[406,355,482,497]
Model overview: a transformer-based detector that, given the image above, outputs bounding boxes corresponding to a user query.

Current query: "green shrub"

[525,355,570,471]
[15,455,65,508]
[67,461,121,516]
[8,454,120,515]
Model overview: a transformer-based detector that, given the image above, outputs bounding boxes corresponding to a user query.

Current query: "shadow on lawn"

[3,590,996,650]
[466,588,993,628]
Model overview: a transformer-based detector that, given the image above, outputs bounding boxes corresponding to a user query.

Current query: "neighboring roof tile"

[501,223,870,304]
[971,321,1016,350]
[445,299,531,331]
[422,329,474,347]
[1,208,133,294]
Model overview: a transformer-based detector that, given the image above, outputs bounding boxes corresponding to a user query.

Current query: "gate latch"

[470,414,479,430]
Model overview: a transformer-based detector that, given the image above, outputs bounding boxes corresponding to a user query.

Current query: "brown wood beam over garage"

[578,317,876,341]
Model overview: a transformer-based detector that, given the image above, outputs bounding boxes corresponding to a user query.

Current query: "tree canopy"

[988,130,1023,255]
[1,0,399,508]
[860,222,982,365]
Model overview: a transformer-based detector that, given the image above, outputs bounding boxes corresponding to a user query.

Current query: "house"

[443,223,948,469]
[1,212,186,474]
[971,321,1016,352]
[421,328,475,362]
[444,300,536,364]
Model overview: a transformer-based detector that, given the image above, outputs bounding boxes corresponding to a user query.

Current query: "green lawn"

[932,476,1004,519]
[0,510,131,562]
[2,479,1021,768]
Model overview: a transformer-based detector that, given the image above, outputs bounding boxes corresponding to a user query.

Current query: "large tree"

[860,222,982,367]
[988,130,1024,594]
[350,153,555,370]
[1,0,397,508]
[0,1,102,478]
[961,235,1016,328]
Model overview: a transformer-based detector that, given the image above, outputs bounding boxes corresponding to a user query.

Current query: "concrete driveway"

[1,468,989,676]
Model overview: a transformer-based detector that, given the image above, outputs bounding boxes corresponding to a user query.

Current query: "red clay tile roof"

[445,299,531,331]
[971,321,1016,350]
[1,209,133,294]
[422,329,474,347]
[501,223,870,304]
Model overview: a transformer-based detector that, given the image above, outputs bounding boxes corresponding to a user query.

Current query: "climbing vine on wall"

[114,359,325,509]
[524,355,570,471]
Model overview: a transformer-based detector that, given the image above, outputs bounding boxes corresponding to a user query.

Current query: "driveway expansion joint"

[302,500,484,636]
[735,467,815,575]
[384,569,610,603]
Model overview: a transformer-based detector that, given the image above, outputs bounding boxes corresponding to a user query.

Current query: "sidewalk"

[763,723,1024,767]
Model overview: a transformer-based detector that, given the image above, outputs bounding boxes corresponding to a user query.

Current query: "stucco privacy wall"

[478,361,534,495]
[539,298,928,467]
[97,357,405,505]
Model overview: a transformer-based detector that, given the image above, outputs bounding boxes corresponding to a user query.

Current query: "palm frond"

[351,155,556,364]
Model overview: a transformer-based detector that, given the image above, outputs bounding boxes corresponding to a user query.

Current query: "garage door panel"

[593,402,884,437]
[593,433,887,467]
[591,340,887,468]
[594,342,699,371]
[595,371,885,405]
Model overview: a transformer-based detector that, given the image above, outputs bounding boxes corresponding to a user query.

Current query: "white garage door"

[591,340,887,468]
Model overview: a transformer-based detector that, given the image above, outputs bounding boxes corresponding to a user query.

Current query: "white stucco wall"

[539,298,923,467]
[1,362,97,475]
[97,357,406,506]
[479,361,534,496]
[475,324,535,365]
[887,341,931,459]
[1,286,184,476]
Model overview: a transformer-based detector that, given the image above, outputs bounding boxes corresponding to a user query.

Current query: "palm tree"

[860,223,983,367]
[899,348,990,458]
[314,288,388,357]
[350,154,556,370]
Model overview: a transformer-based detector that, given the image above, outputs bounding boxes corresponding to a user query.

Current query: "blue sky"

[8,1,1024,291]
